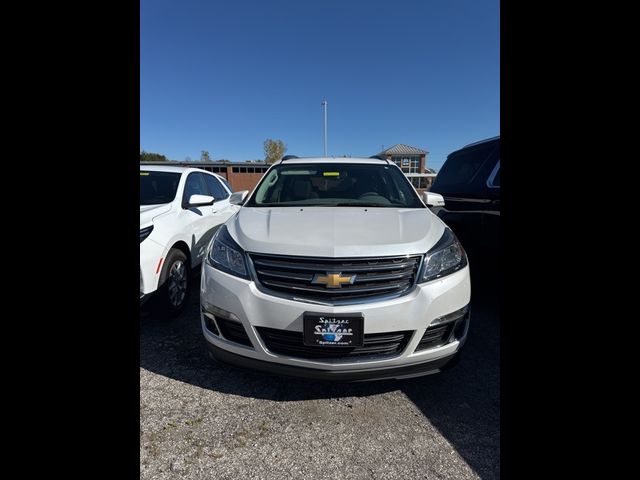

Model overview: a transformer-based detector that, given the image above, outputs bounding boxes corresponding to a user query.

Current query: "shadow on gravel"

[140,250,499,479]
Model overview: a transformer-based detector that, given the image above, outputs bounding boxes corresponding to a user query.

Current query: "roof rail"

[369,155,389,162]
[280,155,299,162]
[462,136,500,149]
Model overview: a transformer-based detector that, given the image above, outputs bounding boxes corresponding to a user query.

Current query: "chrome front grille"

[248,253,422,304]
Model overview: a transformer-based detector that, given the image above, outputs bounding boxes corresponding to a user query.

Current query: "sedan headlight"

[206,225,249,279]
[420,228,468,283]
[140,225,154,243]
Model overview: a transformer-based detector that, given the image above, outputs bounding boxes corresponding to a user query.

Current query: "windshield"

[140,171,181,205]
[245,163,424,208]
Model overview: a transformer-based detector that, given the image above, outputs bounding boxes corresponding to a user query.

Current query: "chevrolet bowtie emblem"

[312,272,357,288]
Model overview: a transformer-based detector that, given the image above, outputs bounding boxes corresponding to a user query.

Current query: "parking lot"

[140,255,499,479]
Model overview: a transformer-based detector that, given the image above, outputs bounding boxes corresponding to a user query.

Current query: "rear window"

[434,142,498,187]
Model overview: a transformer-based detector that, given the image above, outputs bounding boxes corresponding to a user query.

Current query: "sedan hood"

[140,204,172,227]
[227,207,445,257]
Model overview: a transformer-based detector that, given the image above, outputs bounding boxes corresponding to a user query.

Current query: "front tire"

[157,248,190,317]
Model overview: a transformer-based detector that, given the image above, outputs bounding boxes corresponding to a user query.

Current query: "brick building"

[376,144,436,192]
[140,161,270,192]
[141,145,435,194]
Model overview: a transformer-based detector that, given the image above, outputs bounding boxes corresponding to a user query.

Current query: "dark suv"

[429,136,500,258]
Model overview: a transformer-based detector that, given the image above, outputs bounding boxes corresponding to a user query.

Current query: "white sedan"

[140,165,238,315]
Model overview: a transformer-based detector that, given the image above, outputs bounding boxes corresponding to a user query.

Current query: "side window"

[386,167,409,203]
[182,173,208,204]
[487,160,500,188]
[219,177,234,194]
[203,174,229,200]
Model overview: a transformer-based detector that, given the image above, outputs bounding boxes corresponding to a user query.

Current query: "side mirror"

[422,191,445,207]
[229,190,249,205]
[186,194,214,208]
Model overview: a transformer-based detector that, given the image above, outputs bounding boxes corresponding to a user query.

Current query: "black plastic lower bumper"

[206,342,461,382]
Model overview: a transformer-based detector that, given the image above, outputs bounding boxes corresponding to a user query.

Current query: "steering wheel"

[358,192,379,198]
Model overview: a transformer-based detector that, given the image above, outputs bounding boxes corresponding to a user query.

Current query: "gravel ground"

[140,259,500,479]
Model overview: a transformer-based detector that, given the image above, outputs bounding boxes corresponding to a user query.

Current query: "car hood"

[228,207,445,257]
[140,204,172,227]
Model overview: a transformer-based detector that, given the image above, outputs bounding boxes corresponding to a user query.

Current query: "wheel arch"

[167,240,191,272]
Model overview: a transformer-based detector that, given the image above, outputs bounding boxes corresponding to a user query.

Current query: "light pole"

[322,100,328,157]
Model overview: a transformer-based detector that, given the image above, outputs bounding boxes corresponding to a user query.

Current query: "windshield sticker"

[140,172,150,176]
[323,172,340,177]
[281,170,317,175]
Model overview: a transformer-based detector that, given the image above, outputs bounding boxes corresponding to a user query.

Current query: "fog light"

[201,307,220,335]
[201,302,241,322]
[453,309,470,339]
[430,305,469,327]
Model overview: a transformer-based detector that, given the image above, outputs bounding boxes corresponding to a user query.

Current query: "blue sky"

[141,0,499,171]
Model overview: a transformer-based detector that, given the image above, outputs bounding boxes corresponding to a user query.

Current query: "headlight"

[140,225,154,243]
[419,228,467,283]
[206,225,249,279]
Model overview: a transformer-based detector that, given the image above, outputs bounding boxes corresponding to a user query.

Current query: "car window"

[434,142,497,187]
[203,174,229,200]
[140,171,181,205]
[245,163,424,208]
[218,176,234,193]
[182,172,208,204]
[491,167,500,187]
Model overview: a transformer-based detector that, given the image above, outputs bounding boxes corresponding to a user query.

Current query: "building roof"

[377,144,428,156]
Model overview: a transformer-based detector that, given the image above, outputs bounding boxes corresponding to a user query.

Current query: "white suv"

[200,157,471,380]
[140,165,237,315]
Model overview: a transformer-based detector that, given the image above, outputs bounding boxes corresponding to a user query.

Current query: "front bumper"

[200,261,471,380]
[207,341,461,381]
[140,237,167,297]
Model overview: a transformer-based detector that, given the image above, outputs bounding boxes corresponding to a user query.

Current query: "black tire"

[156,248,190,317]
[207,349,219,364]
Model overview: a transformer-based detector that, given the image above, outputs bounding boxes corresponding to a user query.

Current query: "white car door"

[203,173,239,231]
[181,172,217,267]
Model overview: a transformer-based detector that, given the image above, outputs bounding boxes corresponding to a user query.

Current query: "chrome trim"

[486,160,500,189]
[252,257,419,273]
[436,207,500,216]
[256,268,413,283]
[443,196,492,203]
[260,279,412,295]
[246,253,425,306]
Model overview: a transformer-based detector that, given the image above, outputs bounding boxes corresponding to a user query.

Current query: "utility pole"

[322,100,328,157]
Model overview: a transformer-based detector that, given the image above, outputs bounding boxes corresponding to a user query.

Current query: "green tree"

[140,150,168,162]
[263,139,287,164]
[200,150,212,162]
